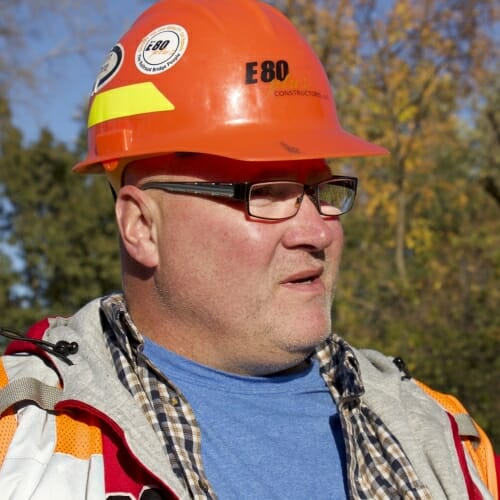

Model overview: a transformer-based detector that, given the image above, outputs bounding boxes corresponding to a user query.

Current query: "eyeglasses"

[140,176,358,220]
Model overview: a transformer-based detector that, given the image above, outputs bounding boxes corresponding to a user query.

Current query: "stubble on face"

[125,155,344,375]
[150,210,342,375]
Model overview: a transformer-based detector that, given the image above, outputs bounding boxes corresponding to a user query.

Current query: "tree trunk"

[395,159,409,288]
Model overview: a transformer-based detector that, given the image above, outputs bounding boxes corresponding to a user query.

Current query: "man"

[0,1,497,499]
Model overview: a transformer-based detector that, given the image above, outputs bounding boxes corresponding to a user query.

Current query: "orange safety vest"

[416,380,498,499]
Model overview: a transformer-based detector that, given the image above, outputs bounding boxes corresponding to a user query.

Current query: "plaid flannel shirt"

[101,294,431,499]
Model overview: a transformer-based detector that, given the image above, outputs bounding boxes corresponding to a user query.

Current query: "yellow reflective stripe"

[88,82,175,127]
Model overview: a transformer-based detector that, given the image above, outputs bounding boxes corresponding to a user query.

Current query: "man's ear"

[115,185,159,268]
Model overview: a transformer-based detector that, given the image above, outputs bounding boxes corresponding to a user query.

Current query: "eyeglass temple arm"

[140,181,246,200]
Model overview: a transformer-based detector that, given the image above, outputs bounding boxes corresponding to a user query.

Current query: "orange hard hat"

[73,0,387,186]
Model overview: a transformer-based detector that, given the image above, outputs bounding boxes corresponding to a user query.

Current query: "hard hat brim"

[73,125,388,175]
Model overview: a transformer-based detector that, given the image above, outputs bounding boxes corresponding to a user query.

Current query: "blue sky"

[2,1,154,272]
[7,0,395,149]
[9,1,154,148]
[9,0,497,150]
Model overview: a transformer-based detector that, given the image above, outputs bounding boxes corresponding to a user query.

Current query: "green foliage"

[0,94,120,332]
[0,0,498,454]
[275,0,499,449]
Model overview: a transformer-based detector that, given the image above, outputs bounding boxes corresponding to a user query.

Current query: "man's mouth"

[281,268,324,286]
[290,276,316,284]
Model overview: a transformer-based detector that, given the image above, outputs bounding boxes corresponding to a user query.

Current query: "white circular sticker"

[136,24,188,75]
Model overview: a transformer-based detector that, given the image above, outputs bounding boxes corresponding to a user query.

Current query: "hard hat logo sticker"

[245,60,289,84]
[136,25,188,75]
[92,44,124,94]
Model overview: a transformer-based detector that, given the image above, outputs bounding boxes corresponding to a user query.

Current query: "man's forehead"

[124,154,330,184]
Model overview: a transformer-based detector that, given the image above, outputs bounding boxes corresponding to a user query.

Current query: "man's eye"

[252,185,275,198]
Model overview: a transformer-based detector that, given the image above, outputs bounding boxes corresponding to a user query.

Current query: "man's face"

[127,155,344,375]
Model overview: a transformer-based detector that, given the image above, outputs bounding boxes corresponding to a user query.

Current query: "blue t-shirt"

[143,338,347,499]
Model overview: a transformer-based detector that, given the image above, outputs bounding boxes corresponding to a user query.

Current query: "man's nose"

[281,194,339,251]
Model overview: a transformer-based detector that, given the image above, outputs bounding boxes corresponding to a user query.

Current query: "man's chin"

[282,329,331,359]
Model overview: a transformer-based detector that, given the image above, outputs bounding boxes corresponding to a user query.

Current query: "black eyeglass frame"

[140,175,358,220]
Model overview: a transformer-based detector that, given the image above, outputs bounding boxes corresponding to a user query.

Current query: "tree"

[0,94,120,332]
[0,0,497,450]
[475,67,500,207]
[342,1,500,448]
[0,1,121,91]
[272,0,500,448]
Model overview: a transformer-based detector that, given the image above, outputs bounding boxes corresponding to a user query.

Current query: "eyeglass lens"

[248,181,355,220]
